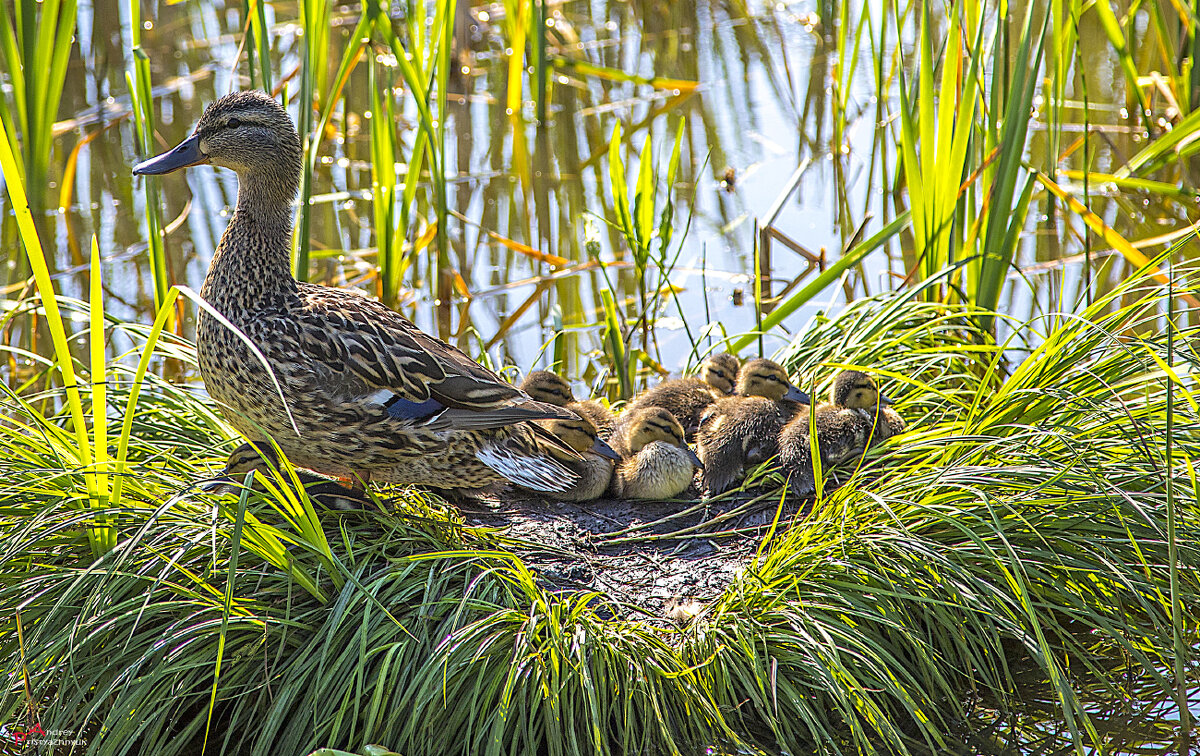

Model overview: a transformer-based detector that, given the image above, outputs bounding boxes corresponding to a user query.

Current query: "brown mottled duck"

[134,91,578,493]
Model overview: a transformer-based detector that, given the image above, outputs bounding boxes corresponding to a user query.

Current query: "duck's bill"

[591,436,622,462]
[684,447,704,470]
[783,385,812,404]
[879,394,895,406]
[133,134,208,175]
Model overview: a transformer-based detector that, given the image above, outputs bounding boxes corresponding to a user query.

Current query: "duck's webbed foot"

[201,442,375,511]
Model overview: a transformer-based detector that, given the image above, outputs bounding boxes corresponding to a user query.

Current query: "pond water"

[2,0,1198,751]
[9,0,1197,392]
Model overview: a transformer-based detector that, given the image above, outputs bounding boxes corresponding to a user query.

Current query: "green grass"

[4,0,1200,753]
[1,264,1197,754]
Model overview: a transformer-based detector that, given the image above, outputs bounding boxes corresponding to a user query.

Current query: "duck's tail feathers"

[476,438,579,492]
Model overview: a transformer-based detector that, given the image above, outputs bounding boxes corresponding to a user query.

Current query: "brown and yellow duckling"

[695,358,812,497]
[134,91,579,495]
[520,370,617,437]
[608,408,704,500]
[522,416,621,501]
[778,369,905,497]
[624,352,740,439]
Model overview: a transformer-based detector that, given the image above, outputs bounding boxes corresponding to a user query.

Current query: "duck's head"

[831,370,894,409]
[737,358,811,404]
[540,417,621,461]
[622,408,703,468]
[133,91,303,204]
[699,353,740,394]
[520,370,576,407]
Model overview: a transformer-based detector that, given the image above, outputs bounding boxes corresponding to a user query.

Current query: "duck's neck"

[201,171,300,318]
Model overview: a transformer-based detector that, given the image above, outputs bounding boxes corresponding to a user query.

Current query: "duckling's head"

[520,370,576,407]
[699,353,740,394]
[737,358,811,404]
[134,91,303,205]
[622,408,703,468]
[539,417,621,461]
[831,370,894,410]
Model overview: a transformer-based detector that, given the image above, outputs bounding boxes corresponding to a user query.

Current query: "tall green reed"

[599,120,683,397]
[292,0,331,281]
[243,0,273,92]
[369,57,407,305]
[0,119,112,558]
[126,0,171,320]
[367,0,454,326]
[0,0,76,219]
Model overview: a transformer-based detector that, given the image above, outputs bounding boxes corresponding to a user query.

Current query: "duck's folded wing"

[292,287,576,429]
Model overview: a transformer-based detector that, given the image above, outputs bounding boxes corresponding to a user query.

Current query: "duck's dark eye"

[226,118,243,129]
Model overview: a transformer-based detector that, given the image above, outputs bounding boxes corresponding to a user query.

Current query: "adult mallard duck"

[608,407,703,500]
[134,91,578,493]
[778,369,905,497]
[624,352,740,440]
[519,370,616,437]
[521,416,621,501]
[694,358,811,497]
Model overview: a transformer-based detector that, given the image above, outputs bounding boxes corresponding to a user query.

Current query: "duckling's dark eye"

[226,118,244,129]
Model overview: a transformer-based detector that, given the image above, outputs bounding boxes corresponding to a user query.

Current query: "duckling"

[519,370,616,436]
[522,416,621,501]
[624,352,740,439]
[695,358,812,497]
[133,91,578,494]
[608,407,704,500]
[778,369,905,497]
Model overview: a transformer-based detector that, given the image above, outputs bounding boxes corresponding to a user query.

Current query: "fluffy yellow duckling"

[520,370,617,436]
[694,358,812,497]
[624,353,741,439]
[608,408,704,500]
[523,416,621,501]
[778,369,905,497]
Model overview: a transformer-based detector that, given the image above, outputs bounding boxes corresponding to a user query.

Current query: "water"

[10,1,1196,381]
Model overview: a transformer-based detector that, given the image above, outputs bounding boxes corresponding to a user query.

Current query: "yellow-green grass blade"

[203,483,250,754]
[729,211,910,353]
[110,288,178,513]
[1113,106,1200,178]
[0,112,104,557]
[632,133,655,267]
[655,118,685,260]
[88,235,113,553]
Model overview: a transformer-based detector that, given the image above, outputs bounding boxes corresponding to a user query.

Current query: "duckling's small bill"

[784,385,812,404]
[591,436,622,461]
